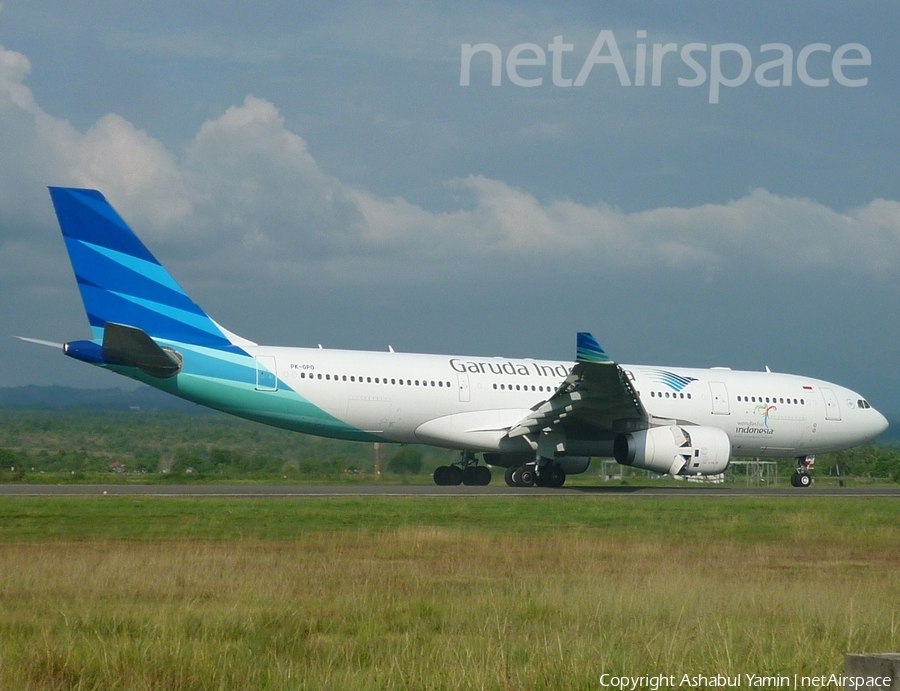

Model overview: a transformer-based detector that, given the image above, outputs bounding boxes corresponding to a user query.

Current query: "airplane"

[23,187,889,488]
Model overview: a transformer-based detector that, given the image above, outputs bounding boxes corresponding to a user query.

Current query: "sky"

[1,2,899,415]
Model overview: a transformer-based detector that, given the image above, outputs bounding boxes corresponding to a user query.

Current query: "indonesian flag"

[802,385,813,391]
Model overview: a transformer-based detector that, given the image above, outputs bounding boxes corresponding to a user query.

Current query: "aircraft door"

[820,387,841,421]
[709,381,730,415]
[255,355,278,392]
[457,373,471,402]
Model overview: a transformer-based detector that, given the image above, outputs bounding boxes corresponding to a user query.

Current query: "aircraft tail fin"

[48,187,239,349]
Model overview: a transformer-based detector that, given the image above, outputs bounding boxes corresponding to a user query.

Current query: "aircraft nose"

[873,409,889,437]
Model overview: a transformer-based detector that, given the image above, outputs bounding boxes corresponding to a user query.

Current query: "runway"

[0,484,897,498]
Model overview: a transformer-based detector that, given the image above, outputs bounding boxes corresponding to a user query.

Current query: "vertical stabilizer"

[48,187,236,349]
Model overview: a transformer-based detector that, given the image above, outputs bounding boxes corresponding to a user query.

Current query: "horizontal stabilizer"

[101,323,182,379]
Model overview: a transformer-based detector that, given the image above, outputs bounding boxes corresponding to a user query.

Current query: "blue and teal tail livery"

[576,332,612,364]
[48,187,235,350]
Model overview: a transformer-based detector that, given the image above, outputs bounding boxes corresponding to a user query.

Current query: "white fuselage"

[220,346,887,459]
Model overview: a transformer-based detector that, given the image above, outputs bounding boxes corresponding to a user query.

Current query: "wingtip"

[576,332,612,364]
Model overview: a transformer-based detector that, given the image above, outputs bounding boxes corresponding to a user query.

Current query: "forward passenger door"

[709,381,730,415]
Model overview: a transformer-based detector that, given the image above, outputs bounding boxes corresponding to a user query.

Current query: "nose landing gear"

[791,455,815,488]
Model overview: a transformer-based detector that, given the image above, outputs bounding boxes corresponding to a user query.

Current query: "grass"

[0,497,897,690]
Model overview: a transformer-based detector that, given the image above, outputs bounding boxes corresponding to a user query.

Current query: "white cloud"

[2,39,900,295]
[0,44,189,234]
[185,94,363,253]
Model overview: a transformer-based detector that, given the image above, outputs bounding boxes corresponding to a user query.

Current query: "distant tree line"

[0,410,441,481]
[0,410,897,482]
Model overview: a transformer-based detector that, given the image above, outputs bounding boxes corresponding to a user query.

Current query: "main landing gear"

[432,453,568,488]
[433,451,492,486]
[790,455,815,488]
[504,460,566,488]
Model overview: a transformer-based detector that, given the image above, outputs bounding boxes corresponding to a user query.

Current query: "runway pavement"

[0,484,897,498]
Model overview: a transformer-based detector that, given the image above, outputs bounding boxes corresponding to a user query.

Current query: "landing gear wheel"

[463,466,491,486]
[791,470,812,488]
[445,465,463,486]
[504,467,516,487]
[433,466,448,486]
[515,466,536,487]
[546,465,566,488]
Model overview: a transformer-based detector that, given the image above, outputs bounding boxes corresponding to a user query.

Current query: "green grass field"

[0,496,897,690]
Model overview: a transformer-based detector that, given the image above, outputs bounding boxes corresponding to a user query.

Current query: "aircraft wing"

[507,333,648,440]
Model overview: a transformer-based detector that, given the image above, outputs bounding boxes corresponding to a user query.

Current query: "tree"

[387,447,423,475]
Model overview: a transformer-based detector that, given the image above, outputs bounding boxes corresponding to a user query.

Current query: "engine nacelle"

[557,456,591,474]
[613,426,731,476]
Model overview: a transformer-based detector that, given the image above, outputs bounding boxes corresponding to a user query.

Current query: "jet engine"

[557,456,591,474]
[613,425,731,476]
